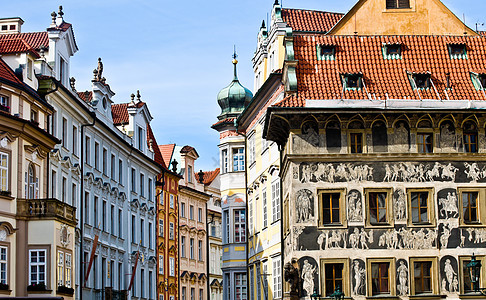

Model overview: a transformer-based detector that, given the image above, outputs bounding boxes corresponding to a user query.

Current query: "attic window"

[317,44,336,61]
[471,73,486,90]
[448,43,467,59]
[342,73,363,90]
[386,0,410,9]
[9,25,15,30]
[1,25,6,31]
[412,73,431,89]
[383,43,402,59]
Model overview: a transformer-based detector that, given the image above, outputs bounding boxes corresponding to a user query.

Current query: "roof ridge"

[282,7,344,15]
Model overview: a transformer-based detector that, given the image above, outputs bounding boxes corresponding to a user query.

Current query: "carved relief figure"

[302,260,316,297]
[326,230,347,249]
[394,189,406,221]
[379,229,399,249]
[440,223,452,249]
[317,232,326,250]
[353,260,366,295]
[383,162,459,183]
[296,189,313,223]
[444,259,457,292]
[397,261,409,296]
[396,227,437,249]
[465,162,482,182]
[347,190,363,222]
[349,228,360,250]
[293,227,304,250]
[439,192,459,218]
[359,228,373,249]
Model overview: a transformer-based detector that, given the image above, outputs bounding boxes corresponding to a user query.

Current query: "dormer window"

[9,25,15,31]
[386,0,410,9]
[448,43,467,59]
[317,44,336,61]
[411,73,431,89]
[383,43,402,59]
[471,73,486,90]
[342,73,363,90]
[0,26,6,31]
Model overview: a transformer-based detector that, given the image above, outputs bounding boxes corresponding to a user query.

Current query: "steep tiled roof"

[211,117,236,128]
[0,58,23,86]
[159,144,175,167]
[0,38,40,57]
[282,9,343,33]
[77,91,93,103]
[0,32,48,50]
[276,34,486,107]
[146,124,167,169]
[111,103,129,125]
[180,145,195,153]
[196,168,220,185]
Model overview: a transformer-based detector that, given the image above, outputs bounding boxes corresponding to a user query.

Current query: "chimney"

[0,17,24,35]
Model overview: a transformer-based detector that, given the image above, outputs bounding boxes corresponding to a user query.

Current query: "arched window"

[348,121,365,154]
[325,121,341,152]
[463,121,478,153]
[372,121,388,152]
[417,120,433,153]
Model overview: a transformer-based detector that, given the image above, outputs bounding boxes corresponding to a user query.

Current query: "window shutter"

[386,0,397,8]
[398,0,410,8]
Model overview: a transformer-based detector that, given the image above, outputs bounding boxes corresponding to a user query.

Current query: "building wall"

[279,111,486,299]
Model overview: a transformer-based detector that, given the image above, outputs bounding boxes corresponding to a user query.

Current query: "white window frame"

[159,255,164,275]
[0,246,6,284]
[29,249,47,285]
[0,152,8,192]
[273,256,282,299]
[169,222,174,240]
[272,180,280,222]
[169,257,175,276]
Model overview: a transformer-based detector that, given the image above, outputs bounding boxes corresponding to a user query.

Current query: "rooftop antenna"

[463,13,468,35]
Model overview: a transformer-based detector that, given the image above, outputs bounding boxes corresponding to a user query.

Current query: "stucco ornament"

[301,260,316,297]
[353,260,366,296]
[59,224,71,247]
[0,229,7,241]
[0,138,7,148]
[295,189,313,223]
[394,189,406,221]
[347,190,362,222]
[384,162,458,182]
[444,259,457,292]
[439,192,458,218]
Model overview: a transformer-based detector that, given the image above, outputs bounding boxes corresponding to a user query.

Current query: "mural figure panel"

[347,189,363,222]
[397,259,409,296]
[302,121,320,147]
[298,257,318,298]
[440,256,459,293]
[394,189,407,221]
[352,259,366,296]
[438,189,459,219]
[296,189,314,223]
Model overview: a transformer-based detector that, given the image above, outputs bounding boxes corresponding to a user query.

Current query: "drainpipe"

[279,143,284,299]
[79,111,96,300]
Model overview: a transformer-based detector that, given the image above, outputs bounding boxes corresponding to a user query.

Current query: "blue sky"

[3,1,484,171]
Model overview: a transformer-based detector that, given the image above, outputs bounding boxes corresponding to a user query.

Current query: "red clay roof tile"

[0,58,23,86]
[77,91,93,103]
[0,32,48,51]
[195,168,220,185]
[276,34,486,107]
[111,103,129,125]
[159,144,176,167]
[282,9,343,33]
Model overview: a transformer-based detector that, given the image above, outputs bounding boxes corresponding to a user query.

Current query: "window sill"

[459,293,486,299]
[366,296,400,299]
[0,289,11,295]
[460,223,486,228]
[409,294,446,299]
[366,223,394,229]
[271,219,280,226]
[407,222,436,228]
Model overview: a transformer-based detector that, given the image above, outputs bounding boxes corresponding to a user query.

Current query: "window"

[272,181,280,222]
[57,250,72,288]
[349,133,363,153]
[342,73,363,90]
[94,196,99,228]
[234,210,246,243]
[263,189,268,227]
[159,219,164,237]
[140,173,145,197]
[412,73,431,89]
[131,168,136,192]
[0,152,8,192]
[85,192,90,225]
[149,222,153,248]
[103,148,107,174]
[372,121,388,152]
[141,268,145,298]
[59,56,67,85]
[249,135,255,165]
[459,256,486,294]
[458,188,486,225]
[321,259,349,297]
[199,289,203,300]
[170,194,175,209]
[182,287,186,300]
[198,207,203,222]
[181,202,186,218]
[61,177,66,202]
[26,164,38,199]
[188,165,193,183]
[95,142,100,169]
[85,137,91,164]
[169,222,174,240]
[131,214,136,242]
[408,189,434,225]
[448,43,467,59]
[463,121,478,153]
[190,205,194,220]
[181,236,186,257]
[224,211,230,243]
[367,259,395,296]
[386,0,410,9]
[198,240,203,261]
[159,255,164,274]
[249,199,253,234]
[463,191,479,224]
[29,249,46,285]
[222,149,228,173]
[410,258,437,295]
[233,148,245,171]
[366,189,392,226]
[0,95,9,112]
[137,126,144,151]
[383,43,402,59]
[148,178,153,201]
[118,209,122,238]
[102,200,107,231]
[140,219,144,246]
[49,170,55,197]
[61,118,67,148]
[249,265,254,300]
[72,126,78,155]
[190,238,195,259]
[416,120,433,153]
[317,44,336,60]
[473,73,486,90]
[118,159,123,183]
[72,183,77,207]
[235,273,247,300]
[326,121,341,150]
[191,288,195,300]
[273,256,282,299]
[225,273,231,299]
[111,154,116,179]
[319,190,346,226]
[0,247,6,284]
[169,257,175,276]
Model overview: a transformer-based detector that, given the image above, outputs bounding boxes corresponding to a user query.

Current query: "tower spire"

[232,46,238,80]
